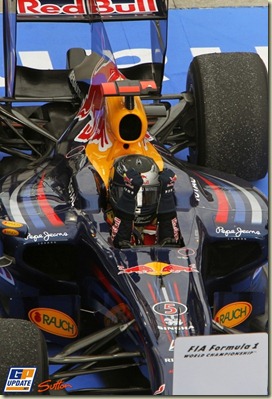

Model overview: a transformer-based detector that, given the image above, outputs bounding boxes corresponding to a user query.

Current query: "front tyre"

[186,52,268,181]
[0,319,49,394]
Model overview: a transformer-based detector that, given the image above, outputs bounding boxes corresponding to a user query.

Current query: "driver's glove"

[157,169,183,246]
[158,168,177,214]
[123,169,143,197]
[116,168,143,215]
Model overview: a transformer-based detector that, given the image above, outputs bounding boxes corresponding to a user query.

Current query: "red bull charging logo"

[118,261,198,276]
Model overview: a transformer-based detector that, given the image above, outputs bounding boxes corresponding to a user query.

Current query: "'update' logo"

[4,368,36,393]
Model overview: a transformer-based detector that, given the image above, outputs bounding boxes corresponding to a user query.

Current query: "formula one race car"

[0,0,268,395]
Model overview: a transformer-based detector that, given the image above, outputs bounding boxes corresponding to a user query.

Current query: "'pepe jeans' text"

[216,226,261,238]
[25,231,68,242]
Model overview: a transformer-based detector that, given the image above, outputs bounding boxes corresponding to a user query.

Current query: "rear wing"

[16,0,168,21]
[2,0,168,100]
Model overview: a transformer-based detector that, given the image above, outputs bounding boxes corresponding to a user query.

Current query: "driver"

[105,155,184,248]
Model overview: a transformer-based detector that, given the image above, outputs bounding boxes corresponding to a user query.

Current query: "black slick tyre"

[0,318,49,395]
[186,52,268,181]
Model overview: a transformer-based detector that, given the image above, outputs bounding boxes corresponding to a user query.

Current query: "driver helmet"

[109,155,160,225]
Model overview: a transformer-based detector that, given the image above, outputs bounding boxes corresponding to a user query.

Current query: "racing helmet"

[109,155,160,225]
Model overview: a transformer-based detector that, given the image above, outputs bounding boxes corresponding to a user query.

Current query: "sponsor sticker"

[28,308,78,338]
[38,379,72,393]
[1,220,24,228]
[215,226,261,238]
[214,301,252,328]
[118,261,197,276]
[17,0,158,15]
[4,368,36,393]
[18,0,86,15]
[1,228,20,236]
[24,231,68,242]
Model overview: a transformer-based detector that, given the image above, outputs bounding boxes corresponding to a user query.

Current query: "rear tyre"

[186,52,268,181]
[0,319,49,394]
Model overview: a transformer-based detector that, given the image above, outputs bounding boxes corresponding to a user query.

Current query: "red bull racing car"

[0,0,268,395]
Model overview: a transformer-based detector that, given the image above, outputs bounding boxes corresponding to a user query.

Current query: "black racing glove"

[157,169,183,245]
[116,168,143,215]
[158,168,177,214]
[123,169,143,197]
